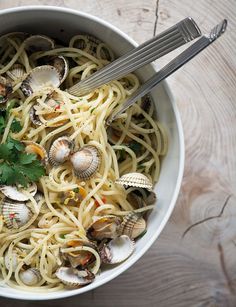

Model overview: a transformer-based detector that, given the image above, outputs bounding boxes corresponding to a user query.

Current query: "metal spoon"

[106,19,227,125]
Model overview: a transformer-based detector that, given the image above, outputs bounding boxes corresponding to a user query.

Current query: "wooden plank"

[0,0,236,306]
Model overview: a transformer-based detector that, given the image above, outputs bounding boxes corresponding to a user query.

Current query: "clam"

[4,251,19,272]
[70,145,101,180]
[118,212,146,240]
[0,201,32,229]
[62,239,97,268]
[55,267,95,288]
[40,56,69,83]
[23,35,55,52]
[87,216,122,241]
[21,65,61,96]
[99,235,134,264]
[74,35,112,60]
[19,268,41,286]
[127,189,157,209]
[0,183,37,201]
[0,76,12,105]
[29,106,42,126]
[49,136,74,166]
[7,64,26,81]
[23,141,48,165]
[115,172,153,191]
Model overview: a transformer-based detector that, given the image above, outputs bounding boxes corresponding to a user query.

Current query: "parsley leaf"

[11,119,22,133]
[0,137,45,187]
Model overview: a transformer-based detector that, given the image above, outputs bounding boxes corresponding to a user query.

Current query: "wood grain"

[0,0,236,306]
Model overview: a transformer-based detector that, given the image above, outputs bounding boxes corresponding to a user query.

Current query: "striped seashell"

[118,212,146,240]
[49,136,74,166]
[0,183,37,202]
[19,268,42,286]
[70,145,101,180]
[0,201,32,229]
[55,267,95,288]
[115,172,153,191]
[8,64,26,81]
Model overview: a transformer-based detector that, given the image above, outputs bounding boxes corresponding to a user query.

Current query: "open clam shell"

[49,136,74,166]
[0,201,32,229]
[118,212,146,240]
[62,239,97,269]
[21,65,61,96]
[19,268,41,286]
[23,141,48,165]
[87,216,122,241]
[55,267,95,287]
[70,145,101,180]
[127,188,157,209]
[0,183,37,202]
[0,76,12,105]
[115,172,153,191]
[40,56,69,83]
[99,235,134,264]
[23,35,55,52]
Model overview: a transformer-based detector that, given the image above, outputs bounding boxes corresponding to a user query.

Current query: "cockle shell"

[0,183,37,201]
[87,216,122,241]
[7,64,26,81]
[0,201,32,229]
[19,268,41,286]
[4,251,19,272]
[21,65,61,96]
[115,172,153,191]
[55,267,95,287]
[40,56,69,83]
[99,235,134,264]
[70,145,101,180]
[74,35,112,61]
[0,76,12,105]
[23,141,48,165]
[62,239,97,269]
[23,35,55,52]
[118,212,146,240]
[49,136,74,166]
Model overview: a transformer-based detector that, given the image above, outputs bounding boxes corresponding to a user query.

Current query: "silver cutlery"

[68,17,201,96]
[106,19,227,125]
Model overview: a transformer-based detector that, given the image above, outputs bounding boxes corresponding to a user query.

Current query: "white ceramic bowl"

[0,6,184,300]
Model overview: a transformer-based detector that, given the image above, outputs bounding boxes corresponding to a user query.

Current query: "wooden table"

[0,1,235,306]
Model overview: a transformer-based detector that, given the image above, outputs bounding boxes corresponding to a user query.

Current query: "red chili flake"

[94,197,106,207]
[9,213,15,219]
[55,104,61,110]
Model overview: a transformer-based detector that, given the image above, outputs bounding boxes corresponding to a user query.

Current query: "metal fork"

[106,19,227,125]
[68,17,201,96]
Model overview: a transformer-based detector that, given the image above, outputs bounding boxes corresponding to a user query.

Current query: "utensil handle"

[68,17,201,96]
[107,19,227,125]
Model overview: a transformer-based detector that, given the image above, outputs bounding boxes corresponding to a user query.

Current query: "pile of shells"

[0,184,39,229]
[48,137,101,181]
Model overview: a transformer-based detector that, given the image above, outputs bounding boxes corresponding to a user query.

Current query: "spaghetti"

[0,33,167,291]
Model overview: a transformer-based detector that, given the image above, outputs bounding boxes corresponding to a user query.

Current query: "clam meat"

[87,216,121,241]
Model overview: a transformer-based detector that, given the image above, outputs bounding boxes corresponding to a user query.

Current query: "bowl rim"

[0,5,185,301]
